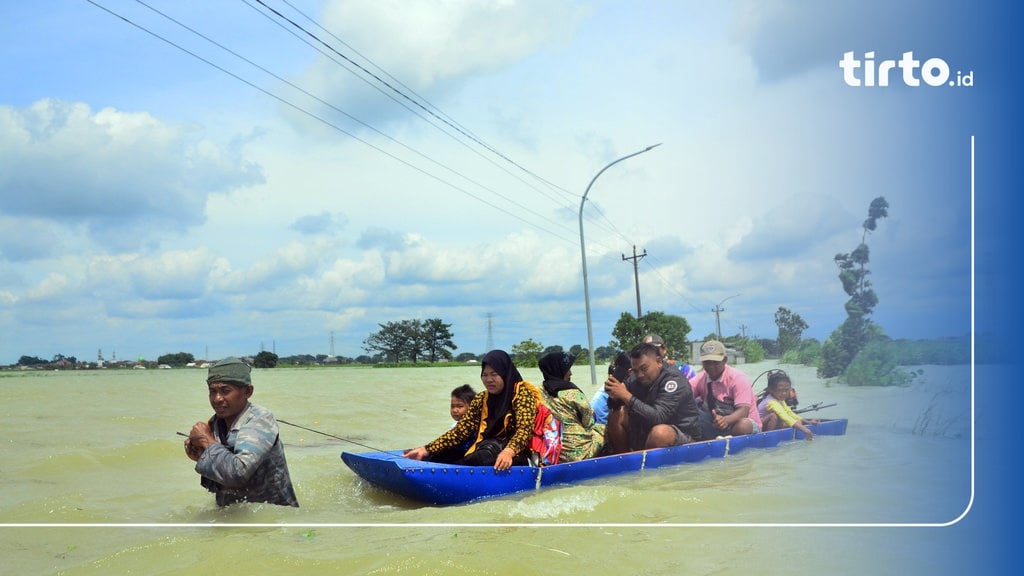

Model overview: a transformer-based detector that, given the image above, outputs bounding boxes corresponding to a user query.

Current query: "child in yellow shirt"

[756,371,817,440]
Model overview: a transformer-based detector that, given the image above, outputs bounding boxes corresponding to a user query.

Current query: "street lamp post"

[713,293,740,340]
[579,143,662,386]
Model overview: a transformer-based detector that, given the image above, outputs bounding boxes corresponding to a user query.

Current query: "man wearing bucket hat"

[184,357,299,507]
[688,340,762,439]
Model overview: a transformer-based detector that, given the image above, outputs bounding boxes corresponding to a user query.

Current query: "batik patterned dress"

[543,386,605,462]
[425,381,539,460]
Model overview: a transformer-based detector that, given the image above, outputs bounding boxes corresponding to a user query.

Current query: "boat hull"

[341,418,848,506]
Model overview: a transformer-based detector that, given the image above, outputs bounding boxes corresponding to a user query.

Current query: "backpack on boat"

[530,402,562,466]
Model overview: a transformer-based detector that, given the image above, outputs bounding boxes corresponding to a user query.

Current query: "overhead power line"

[247,0,575,206]
[89,0,586,246]
[87,1,659,268]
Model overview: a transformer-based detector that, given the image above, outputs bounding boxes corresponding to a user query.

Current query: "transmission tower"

[486,313,494,352]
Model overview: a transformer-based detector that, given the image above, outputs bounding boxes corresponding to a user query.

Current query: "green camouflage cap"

[206,357,252,386]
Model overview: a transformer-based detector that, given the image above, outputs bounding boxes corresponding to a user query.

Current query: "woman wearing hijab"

[404,350,541,471]
[539,351,605,462]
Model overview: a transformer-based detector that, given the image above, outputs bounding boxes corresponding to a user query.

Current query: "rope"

[277,419,389,453]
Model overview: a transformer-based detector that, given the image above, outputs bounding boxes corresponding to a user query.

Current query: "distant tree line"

[611,310,692,361]
[504,341,615,368]
[14,354,78,369]
[362,318,457,362]
[8,222,975,382]
[157,352,194,366]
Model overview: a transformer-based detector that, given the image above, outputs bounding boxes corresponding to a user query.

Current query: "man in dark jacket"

[604,342,702,453]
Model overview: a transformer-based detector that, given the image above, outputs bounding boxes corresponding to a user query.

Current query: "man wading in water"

[184,357,298,507]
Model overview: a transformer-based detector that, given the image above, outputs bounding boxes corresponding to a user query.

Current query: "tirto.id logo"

[840,51,973,87]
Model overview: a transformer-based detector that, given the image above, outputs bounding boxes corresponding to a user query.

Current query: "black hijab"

[609,351,631,382]
[480,350,524,440]
[539,351,580,396]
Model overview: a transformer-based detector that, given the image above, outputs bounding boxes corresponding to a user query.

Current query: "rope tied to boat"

[278,419,391,453]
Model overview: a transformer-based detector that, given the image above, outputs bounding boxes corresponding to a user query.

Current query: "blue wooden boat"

[341,418,848,505]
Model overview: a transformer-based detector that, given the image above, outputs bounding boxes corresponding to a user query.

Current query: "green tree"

[755,338,780,358]
[511,338,543,368]
[157,351,195,367]
[741,339,766,363]
[363,320,419,362]
[421,318,457,362]
[403,319,427,362]
[820,196,889,378]
[594,345,617,362]
[281,354,317,365]
[611,310,692,360]
[648,311,692,361]
[363,318,456,362]
[611,313,646,351]
[774,306,809,354]
[17,355,47,366]
[781,338,823,367]
[254,351,279,368]
[542,345,564,358]
[843,336,915,387]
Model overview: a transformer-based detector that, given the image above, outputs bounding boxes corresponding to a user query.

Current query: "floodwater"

[1,360,977,575]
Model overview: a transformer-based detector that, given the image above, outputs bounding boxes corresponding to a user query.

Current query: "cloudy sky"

[0,1,1005,368]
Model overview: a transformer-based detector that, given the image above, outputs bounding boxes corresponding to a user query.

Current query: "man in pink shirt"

[688,340,762,439]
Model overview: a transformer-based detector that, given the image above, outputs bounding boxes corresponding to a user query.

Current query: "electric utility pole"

[622,245,647,318]
[713,294,740,340]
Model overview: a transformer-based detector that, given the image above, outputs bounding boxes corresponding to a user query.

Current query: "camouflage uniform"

[195,401,299,507]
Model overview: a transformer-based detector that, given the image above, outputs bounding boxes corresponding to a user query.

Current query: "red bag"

[530,403,562,466]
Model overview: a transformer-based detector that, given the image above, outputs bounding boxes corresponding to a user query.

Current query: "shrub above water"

[842,339,915,387]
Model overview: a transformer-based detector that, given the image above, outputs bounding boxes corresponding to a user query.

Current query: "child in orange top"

[756,371,817,440]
